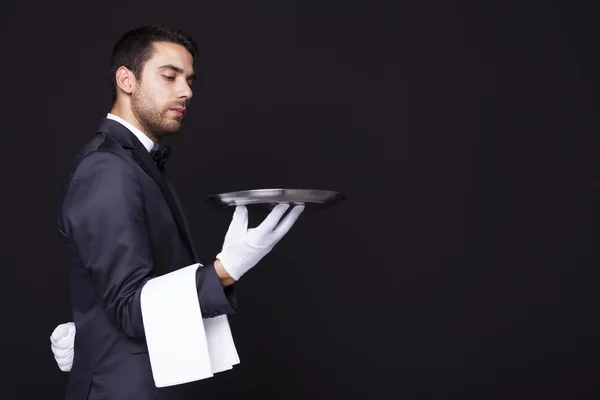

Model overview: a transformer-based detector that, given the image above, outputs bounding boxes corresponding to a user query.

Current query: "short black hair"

[108,25,198,102]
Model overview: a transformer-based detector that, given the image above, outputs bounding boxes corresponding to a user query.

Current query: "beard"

[131,86,185,139]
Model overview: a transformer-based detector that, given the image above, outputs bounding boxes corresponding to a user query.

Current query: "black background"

[1,1,598,399]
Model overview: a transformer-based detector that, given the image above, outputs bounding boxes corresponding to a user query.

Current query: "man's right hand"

[216,203,305,281]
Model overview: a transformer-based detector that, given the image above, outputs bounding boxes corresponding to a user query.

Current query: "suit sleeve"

[64,151,235,338]
[196,263,237,317]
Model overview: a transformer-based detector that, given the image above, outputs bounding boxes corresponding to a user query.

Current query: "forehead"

[144,41,194,72]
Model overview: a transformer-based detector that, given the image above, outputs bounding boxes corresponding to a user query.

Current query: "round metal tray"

[204,188,346,209]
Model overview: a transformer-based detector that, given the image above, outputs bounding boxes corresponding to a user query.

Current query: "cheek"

[145,92,165,111]
[153,81,172,98]
[140,81,165,105]
[151,88,171,110]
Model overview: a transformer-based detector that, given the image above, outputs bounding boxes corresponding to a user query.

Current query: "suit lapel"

[163,173,200,262]
[97,119,198,263]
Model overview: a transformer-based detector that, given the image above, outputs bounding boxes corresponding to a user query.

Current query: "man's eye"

[163,75,175,81]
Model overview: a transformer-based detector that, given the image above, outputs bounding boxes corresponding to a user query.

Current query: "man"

[50,25,304,399]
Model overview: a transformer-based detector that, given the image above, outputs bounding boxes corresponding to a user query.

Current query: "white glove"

[50,322,76,372]
[216,203,304,281]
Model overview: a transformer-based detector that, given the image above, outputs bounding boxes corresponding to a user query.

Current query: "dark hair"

[108,25,198,102]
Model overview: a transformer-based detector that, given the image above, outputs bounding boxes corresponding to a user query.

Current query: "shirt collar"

[106,113,156,153]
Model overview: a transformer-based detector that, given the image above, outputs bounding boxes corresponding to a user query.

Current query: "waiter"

[50,24,304,400]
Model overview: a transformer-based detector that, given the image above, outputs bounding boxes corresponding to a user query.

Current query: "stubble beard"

[131,87,183,140]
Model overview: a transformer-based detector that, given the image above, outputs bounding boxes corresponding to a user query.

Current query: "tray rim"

[204,188,346,207]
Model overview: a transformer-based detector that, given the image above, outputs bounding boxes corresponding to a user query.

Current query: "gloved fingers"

[51,338,74,351]
[56,356,73,366]
[55,354,73,371]
[227,206,248,233]
[50,333,74,346]
[50,322,75,342]
[50,328,68,341]
[51,344,74,358]
[272,204,305,239]
[224,206,248,242]
[254,203,290,235]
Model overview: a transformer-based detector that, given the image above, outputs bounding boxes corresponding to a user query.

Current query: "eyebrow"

[158,64,196,83]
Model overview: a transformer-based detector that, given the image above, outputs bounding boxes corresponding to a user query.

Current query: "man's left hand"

[50,322,76,372]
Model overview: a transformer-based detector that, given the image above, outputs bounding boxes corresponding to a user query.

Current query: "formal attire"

[56,114,236,400]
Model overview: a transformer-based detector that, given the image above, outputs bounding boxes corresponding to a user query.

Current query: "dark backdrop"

[1,1,598,399]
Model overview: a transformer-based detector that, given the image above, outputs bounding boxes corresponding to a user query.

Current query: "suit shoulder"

[57,134,136,206]
[70,133,132,171]
[56,133,137,232]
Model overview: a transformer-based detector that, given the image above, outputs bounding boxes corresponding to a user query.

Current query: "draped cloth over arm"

[140,263,239,387]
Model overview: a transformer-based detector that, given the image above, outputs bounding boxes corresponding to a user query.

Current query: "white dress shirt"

[106,113,156,153]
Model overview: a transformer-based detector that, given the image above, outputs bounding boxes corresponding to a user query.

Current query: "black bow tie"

[151,145,171,170]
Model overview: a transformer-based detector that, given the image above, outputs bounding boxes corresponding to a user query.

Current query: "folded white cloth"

[140,263,239,387]
[50,322,76,371]
[48,264,239,384]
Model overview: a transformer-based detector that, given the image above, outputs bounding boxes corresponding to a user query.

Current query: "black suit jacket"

[57,118,236,400]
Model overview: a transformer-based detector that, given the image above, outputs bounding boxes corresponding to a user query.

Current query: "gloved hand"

[50,322,76,372]
[216,203,305,281]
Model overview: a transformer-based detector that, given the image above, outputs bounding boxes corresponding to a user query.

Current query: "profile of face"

[121,41,196,140]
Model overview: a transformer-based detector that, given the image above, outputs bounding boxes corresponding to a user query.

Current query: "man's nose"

[177,81,193,100]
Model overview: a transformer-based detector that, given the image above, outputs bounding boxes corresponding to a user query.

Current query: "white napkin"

[140,263,239,387]
[50,322,76,371]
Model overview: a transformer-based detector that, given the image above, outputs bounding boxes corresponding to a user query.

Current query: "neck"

[110,102,158,143]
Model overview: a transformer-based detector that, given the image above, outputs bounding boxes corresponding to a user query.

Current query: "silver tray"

[204,188,345,209]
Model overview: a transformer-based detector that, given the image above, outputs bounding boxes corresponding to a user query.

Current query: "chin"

[161,121,183,135]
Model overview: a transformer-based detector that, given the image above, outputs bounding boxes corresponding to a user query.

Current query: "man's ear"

[115,66,136,95]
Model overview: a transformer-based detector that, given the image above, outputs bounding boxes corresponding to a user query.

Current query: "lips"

[170,108,186,117]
